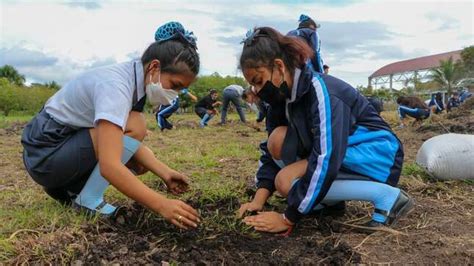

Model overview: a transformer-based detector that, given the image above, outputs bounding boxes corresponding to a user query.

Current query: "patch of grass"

[402,162,430,180]
[0,114,32,128]
[0,111,268,261]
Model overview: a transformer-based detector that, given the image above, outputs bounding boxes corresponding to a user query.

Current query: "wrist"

[162,169,174,181]
[282,213,295,226]
[250,200,264,209]
[150,194,168,213]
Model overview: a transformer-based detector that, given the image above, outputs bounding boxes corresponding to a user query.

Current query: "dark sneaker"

[384,189,414,226]
[366,190,414,228]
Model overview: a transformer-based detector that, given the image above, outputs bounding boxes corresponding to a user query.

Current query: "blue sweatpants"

[398,105,430,120]
[156,98,180,130]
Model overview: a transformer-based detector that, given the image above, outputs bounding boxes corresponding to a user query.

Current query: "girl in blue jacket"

[237,27,413,234]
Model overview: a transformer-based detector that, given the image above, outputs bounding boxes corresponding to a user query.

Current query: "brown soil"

[2,110,473,264]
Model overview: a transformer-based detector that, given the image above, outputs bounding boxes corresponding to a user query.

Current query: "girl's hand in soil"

[243,211,293,233]
[237,201,263,218]
[157,198,200,230]
[163,170,189,195]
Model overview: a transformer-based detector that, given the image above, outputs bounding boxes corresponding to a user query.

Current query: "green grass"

[0,111,267,262]
[402,162,430,180]
[0,114,33,128]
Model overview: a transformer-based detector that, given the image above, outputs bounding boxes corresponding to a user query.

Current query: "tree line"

[0,65,248,116]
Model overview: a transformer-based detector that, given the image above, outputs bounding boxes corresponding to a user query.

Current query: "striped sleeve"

[284,75,351,223]
[310,31,324,73]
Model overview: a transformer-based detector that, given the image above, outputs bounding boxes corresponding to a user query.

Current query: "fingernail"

[194,223,198,228]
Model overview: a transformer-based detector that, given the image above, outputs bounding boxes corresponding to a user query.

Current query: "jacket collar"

[289,64,315,103]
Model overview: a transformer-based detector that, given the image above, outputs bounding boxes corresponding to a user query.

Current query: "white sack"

[416,133,474,180]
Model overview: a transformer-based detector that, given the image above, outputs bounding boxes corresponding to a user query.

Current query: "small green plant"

[402,162,430,180]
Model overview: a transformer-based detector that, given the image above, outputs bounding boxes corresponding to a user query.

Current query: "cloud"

[88,57,117,68]
[215,17,406,63]
[63,1,101,10]
[0,46,119,84]
[1,1,471,88]
[0,47,58,67]
[126,51,142,60]
[426,13,460,31]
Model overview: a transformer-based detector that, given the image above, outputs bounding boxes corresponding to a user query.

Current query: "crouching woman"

[237,27,413,233]
[21,22,200,230]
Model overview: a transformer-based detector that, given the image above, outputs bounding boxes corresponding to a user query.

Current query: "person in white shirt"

[220,84,246,124]
[21,21,200,230]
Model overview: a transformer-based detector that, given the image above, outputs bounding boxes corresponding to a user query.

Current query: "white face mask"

[145,72,179,106]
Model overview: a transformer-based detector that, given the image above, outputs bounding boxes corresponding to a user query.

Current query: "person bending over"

[397,96,430,128]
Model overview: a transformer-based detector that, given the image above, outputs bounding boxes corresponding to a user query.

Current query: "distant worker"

[220,84,246,124]
[287,14,324,73]
[397,96,430,128]
[323,64,329,75]
[459,89,472,103]
[155,88,197,131]
[194,89,221,127]
[446,92,461,112]
[428,92,444,114]
[242,86,269,124]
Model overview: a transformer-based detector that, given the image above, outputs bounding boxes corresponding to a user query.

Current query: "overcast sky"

[0,0,472,87]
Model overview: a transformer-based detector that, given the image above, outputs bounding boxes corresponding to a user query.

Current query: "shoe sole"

[72,202,118,218]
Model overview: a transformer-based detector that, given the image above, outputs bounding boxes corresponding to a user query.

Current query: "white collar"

[133,59,145,100]
[287,68,301,103]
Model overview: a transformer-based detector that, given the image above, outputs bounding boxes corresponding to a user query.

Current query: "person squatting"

[21,18,414,235]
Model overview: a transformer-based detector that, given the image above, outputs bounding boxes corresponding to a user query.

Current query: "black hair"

[239,27,313,75]
[209,89,217,95]
[298,18,317,29]
[242,87,253,100]
[141,40,200,75]
[323,64,329,69]
[397,96,428,109]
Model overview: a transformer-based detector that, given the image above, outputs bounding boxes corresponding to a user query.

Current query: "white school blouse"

[44,60,145,131]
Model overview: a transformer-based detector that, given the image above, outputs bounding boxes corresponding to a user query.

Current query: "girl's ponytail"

[239,27,313,73]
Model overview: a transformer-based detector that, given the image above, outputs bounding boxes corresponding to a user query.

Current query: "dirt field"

[0,107,473,264]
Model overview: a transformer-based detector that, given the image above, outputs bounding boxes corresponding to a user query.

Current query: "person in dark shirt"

[428,92,444,114]
[459,89,472,103]
[194,89,221,127]
[446,92,461,112]
[397,96,430,128]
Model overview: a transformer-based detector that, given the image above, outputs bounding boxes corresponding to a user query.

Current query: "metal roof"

[369,50,462,78]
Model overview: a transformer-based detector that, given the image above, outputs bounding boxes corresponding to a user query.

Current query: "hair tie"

[155,21,197,49]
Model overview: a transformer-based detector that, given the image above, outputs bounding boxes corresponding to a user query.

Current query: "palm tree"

[430,57,461,95]
[0,65,25,86]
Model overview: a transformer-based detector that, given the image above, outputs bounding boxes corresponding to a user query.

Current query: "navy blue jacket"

[256,66,404,223]
[287,27,323,73]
